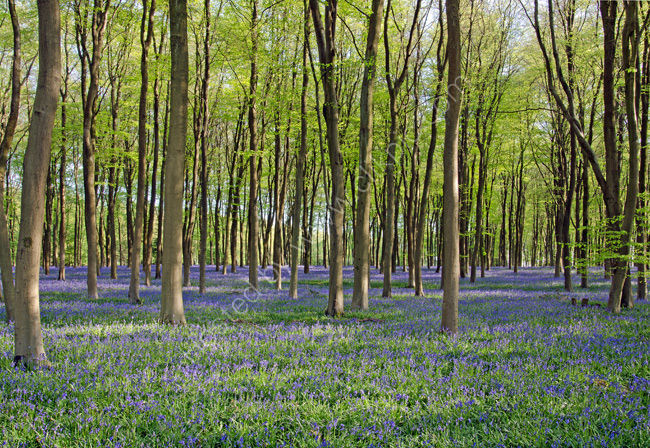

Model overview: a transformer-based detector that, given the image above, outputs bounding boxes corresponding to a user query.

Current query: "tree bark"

[43,165,54,274]
[381,0,421,298]
[309,0,344,316]
[351,0,383,310]
[77,0,111,300]
[129,0,155,304]
[290,1,311,299]
[0,0,21,322]
[144,37,165,286]
[441,0,461,335]
[198,0,210,294]
[636,31,649,300]
[414,35,445,296]
[160,0,188,325]
[13,0,60,366]
[58,50,69,282]
[612,1,640,312]
[156,89,169,280]
[107,69,122,280]
[248,0,260,293]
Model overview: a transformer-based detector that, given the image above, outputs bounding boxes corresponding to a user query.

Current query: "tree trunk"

[636,33,649,300]
[58,66,68,282]
[107,163,118,279]
[182,117,199,286]
[78,0,111,300]
[290,1,311,299]
[198,0,210,294]
[248,0,259,293]
[611,1,640,312]
[272,112,282,285]
[43,165,54,274]
[0,0,21,322]
[73,147,81,267]
[129,0,155,304]
[107,72,122,280]
[382,0,421,297]
[441,0,461,335]
[144,43,164,286]
[160,0,188,325]
[498,176,507,266]
[13,0,60,366]
[470,148,485,284]
[309,0,344,316]
[156,89,170,280]
[351,0,383,309]
[580,154,589,288]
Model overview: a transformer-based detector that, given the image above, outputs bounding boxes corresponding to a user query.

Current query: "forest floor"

[0,265,648,447]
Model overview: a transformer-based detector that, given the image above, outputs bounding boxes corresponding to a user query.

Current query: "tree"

[289,0,310,299]
[128,0,156,304]
[637,25,650,300]
[309,0,344,316]
[618,0,640,310]
[13,0,61,366]
[351,0,384,310]
[160,0,189,325]
[414,1,446,296]
[248,0,260,293]
[469,10,510,284]
[58,25,72,283]
[0,0,21,322]
[145,30,167,286]
[381,0,422,298]
[198,0,212,294]
[527,0,639,313]
[441,0,462,335]
[75,0,112,300]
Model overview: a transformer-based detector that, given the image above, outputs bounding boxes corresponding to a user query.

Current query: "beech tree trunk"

[309,0,344,316]
[129,0,155,304]
[0,0,21,322]
[144,39,165,286]
[156,90,169,280]
[414,9,445,296]
[441,0,461,335]
[289,1,310,299]
[182,98,200,286]
[381,0,421,298]
[160,0,188,325]
[248,0,260,293]
[107,70,122,280]
[43,165,54,274]
[77,0,111,300]
[198,0,210,294]
[612,1,640,312]
[351,0,383,310]
[58,53,69,282]
[636,32,649,300]
[13,0,60,366]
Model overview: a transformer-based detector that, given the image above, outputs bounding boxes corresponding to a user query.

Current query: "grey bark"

[0,0,21,322]
[441,0,461,335]
[13,0,60,366]
[129,0,156,304]
[309,0,344,316]
[160,0,188,325]
[289,0,310,299]
[351,0,384,310]
[248,0,259,292]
